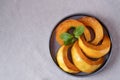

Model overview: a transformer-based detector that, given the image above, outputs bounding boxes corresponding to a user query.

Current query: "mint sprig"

[60,26,84,45]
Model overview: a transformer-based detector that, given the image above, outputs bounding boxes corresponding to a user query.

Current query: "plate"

[49,14,112,77]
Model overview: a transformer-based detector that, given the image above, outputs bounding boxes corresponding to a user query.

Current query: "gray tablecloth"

[0,0,120,80]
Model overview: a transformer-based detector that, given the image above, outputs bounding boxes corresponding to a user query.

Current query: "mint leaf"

[73,26,84,38]
[64,38,75,45]
[60,33,74,45]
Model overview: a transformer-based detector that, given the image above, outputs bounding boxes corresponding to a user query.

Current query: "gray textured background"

[0,0,120,80]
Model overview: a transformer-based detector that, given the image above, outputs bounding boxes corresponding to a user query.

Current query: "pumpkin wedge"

[56,19,91,45]
[71,41,104,73]
[78,16,103,45]
[78,35,111,58]
[56,45,80,73]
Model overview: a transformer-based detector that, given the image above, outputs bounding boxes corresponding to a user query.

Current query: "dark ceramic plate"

[49,14,112,77]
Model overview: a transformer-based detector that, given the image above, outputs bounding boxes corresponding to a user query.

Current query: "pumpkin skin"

[56,45,80,73]
[71,41,104,73]
[56,19,91,45]
[78,35,111,58]
[78,16,104,45]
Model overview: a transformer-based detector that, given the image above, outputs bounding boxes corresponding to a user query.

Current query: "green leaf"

[73,26,84,38]
[64,38,75,45]
[60,33,74,45]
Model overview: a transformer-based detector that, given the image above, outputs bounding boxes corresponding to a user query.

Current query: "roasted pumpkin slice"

[78,35,111,58]
[78,16,103,45]
[57,45,80,73]
[71,41,104,73]
[56,19,91,45]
